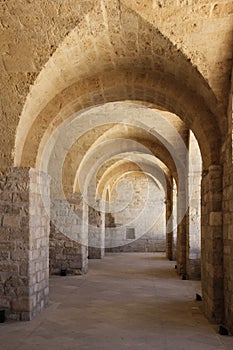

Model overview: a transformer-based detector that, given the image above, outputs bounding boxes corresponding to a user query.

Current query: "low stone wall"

[88,206,104,259]
[105,231,165,253]
[49,195,88,275]
[0,167,50,321]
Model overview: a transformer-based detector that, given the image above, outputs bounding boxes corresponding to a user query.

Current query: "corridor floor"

[1,253,232,350]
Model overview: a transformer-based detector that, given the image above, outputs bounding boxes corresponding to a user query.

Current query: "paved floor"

[0,253,232,350]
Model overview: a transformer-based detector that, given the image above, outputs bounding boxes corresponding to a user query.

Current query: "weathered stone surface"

[88,206,105,259]
[201,165,224,324]
[0,0,232,333]
[49,195,88,275]
[0,168,50,321]
[186,131,202,280]
[209,212,223,226]
[221,78,233,334]
[104,172,167,253]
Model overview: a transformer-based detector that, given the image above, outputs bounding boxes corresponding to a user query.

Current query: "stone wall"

[105,231,166,253]
[0,167,50,321]
[105,173,166,252]
[49,194,88,275]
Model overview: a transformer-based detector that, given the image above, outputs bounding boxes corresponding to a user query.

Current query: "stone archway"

[0,0,229,328]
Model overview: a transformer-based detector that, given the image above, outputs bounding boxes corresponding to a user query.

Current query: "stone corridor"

[1,0,233,343]
[0,253,232,350]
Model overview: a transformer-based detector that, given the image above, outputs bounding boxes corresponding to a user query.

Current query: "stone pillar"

[0,167,50,321]
[172,179,177,261]
[222,80,233,333]
[88,206,105,259]
[176,189,187,276]
[49,194,88,275]
[186,131,202,280]
[222,153,233,334]
[166,184,173,260]
[201,165,224,323]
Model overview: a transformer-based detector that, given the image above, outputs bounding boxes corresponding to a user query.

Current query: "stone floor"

[1,253,233,350]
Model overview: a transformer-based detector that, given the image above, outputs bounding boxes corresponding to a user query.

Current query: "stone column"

[201,165,224,323]
[221,78,233,333]
[166,184,173,260]
[0,167,50,321]
[222,147,233,334]
[172,179,177,261]
[176,189,187,276]
[186,131,202,280]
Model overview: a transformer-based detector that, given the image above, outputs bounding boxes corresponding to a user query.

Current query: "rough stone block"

[209,212,222,226]
[11,298,31,312]
[3,215,21,228]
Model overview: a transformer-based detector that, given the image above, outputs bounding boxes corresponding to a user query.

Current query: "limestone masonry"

[0,0,233,337]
